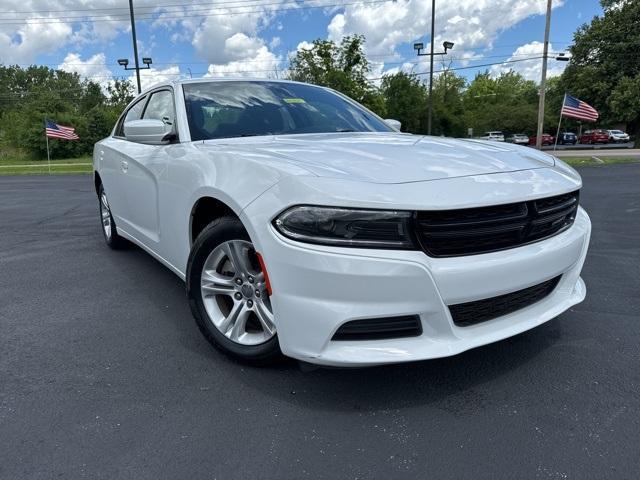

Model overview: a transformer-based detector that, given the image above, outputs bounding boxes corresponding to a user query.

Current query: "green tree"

[560,0,640,138]
[0,64,118,159]
[288,35,386,115]
[380,72,427,133]
[431,69,467,137]
[107,78,135,110]
[463,71,539,135]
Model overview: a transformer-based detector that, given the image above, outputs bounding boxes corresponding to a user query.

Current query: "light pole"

[535,0,553,149]
[118,0,152,94]
[414,0,454,136]
[117,57,153,94]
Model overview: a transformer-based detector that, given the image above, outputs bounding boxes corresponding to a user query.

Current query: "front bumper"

[244,207,590,366]
[240,167,589,366]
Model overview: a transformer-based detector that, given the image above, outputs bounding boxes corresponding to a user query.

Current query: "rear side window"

[143,90,175,126]
[115,96,147,137]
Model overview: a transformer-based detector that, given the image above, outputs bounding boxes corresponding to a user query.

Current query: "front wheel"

[186,217,281,364]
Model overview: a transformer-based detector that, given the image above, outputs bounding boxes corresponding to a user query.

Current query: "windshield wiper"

[335,129,357,133]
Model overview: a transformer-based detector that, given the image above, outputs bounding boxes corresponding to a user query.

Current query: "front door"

[121,89,176,248]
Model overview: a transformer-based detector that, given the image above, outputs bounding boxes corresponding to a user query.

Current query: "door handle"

[121,160,128,172]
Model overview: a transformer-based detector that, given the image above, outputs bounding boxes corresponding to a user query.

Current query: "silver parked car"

[607,130,630,143]
[480,131,505,142]
[507,133,529,145]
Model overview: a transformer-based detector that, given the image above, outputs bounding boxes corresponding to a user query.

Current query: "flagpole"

[44,119,51,175]
[553,93,566,151]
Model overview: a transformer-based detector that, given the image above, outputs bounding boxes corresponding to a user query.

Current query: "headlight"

[273,206,416,249]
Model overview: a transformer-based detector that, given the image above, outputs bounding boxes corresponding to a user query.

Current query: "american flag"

[561,94,599,122]
[45,120,79,140]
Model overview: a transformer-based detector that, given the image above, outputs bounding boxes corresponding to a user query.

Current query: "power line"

[368,56,548,80]
[1,0,319,15]
[0,0,321,21]
[0,0,391,25]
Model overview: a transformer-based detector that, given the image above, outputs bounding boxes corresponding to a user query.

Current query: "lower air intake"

[332,315,422,341]
[448,276,562,327]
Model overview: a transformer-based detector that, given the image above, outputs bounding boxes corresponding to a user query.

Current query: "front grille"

[448,276,562,327]
[332,315,422,341]
[415,191,579,257]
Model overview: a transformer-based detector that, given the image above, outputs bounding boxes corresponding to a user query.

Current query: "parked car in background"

[557,132,578,145]
[580,129,609,144]
[506,133,529,145]
[528,134,555,146]
[480,131,505,142]
[607,130,630,143]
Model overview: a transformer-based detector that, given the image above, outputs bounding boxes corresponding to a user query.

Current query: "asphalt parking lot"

[1,165,639,479]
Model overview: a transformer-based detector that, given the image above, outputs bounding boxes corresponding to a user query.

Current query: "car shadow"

[240,321,562,413]
[115,235,564,414]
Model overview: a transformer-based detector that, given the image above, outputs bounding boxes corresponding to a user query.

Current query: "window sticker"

[283,98,306,104]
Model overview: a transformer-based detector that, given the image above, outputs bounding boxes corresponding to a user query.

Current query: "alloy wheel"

[200,240,275,345]
[100,191,112,240]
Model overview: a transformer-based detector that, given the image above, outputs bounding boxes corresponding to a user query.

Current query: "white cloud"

[327,0,565,60]
[0,0,142,62]
[490,41,568,81]
[296,41,315,52]
[380,62,416,78]
[59,53,181,93]
[189,2,287,65]
[0,21,72,64]
[204,46,281,78]
[58,52,113,84]
[270,37,281,49]
[135,65,182,91]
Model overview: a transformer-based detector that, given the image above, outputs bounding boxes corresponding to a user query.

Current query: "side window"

[143,90,175,126]
[115,96,147,137]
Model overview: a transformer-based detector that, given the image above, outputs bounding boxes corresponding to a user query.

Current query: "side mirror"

[123,119,173,145]
[384,119,402,131]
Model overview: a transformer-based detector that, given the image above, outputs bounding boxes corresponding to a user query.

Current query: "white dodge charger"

[93,79,591,366]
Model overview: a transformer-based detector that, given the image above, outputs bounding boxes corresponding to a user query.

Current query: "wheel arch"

[94,171,102,195]
[189,195,242,246]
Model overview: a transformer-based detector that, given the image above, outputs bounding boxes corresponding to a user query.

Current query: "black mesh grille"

[448,276,562,327]
[332,315,422,341]
[416,191,579,257]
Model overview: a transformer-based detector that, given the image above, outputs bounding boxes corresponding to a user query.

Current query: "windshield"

[182,81,393,141]
[610,130,623,134]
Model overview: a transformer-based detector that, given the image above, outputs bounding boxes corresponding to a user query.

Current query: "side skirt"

[116,227,187,281]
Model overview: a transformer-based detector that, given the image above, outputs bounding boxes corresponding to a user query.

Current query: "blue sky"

[1,0,603,89]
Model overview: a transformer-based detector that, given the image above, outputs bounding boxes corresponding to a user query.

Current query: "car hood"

[200,132,555,184]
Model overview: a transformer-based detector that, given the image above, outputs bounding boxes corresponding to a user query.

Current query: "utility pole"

[128,0,142,94]
[414,0,453,136]
[118,0,151,94]
[535,0,553,149]
[427,0,436,136]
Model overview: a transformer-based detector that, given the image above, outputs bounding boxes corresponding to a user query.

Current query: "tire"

[186,216,281,365]
[98,184,128,249]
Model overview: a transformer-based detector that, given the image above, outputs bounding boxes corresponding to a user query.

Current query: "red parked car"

[528,134,555,146]
[579,129,609,144]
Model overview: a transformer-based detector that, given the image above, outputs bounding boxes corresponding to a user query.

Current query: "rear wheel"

[187,217,280,364]
[98,184,128,249]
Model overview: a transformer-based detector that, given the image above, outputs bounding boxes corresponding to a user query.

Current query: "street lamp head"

[142,57,152,65]
[443,41,455,52]
[117,58,129,67]
[555,53,570,62]
[413,42,424,51]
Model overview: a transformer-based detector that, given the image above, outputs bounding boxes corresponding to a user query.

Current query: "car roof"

[140,77,319,95]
